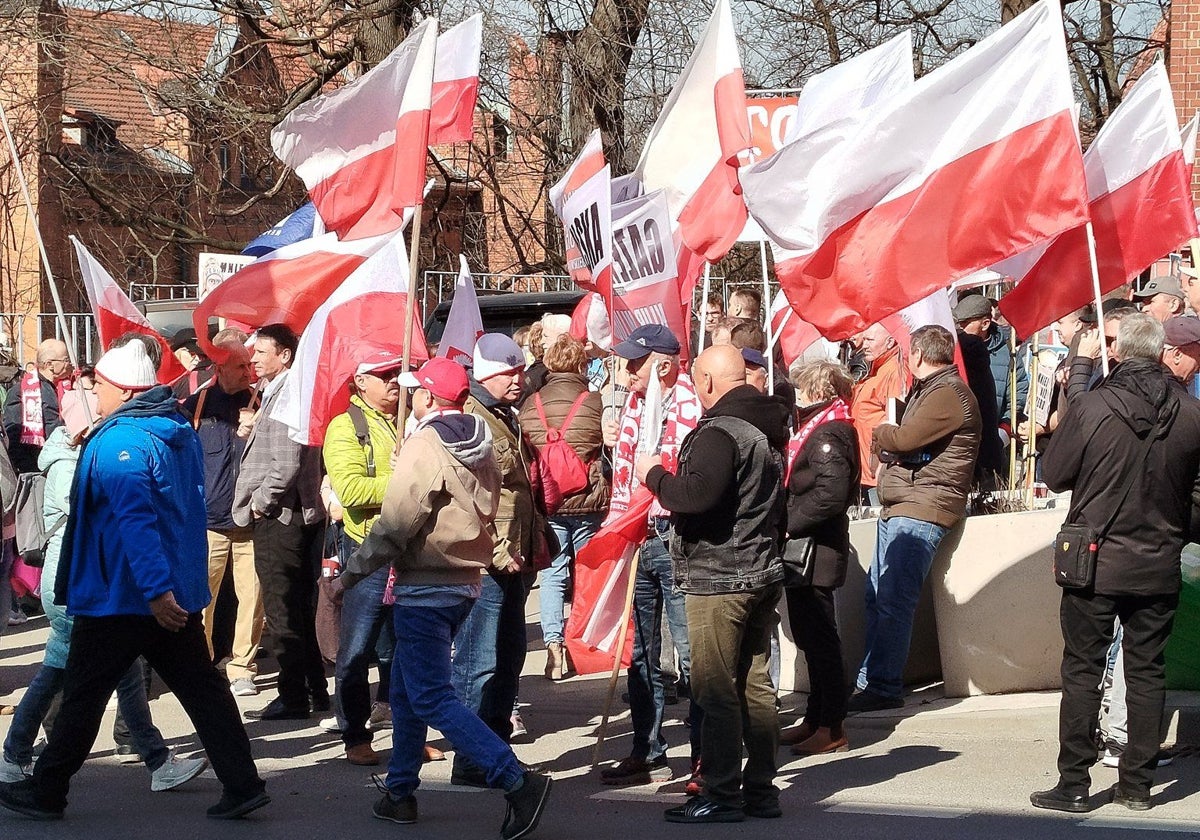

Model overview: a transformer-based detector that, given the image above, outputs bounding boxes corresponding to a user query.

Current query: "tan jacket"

[344,413,501,587]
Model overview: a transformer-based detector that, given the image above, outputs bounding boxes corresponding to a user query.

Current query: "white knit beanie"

[95,341,157,391]
[472,333,525,381]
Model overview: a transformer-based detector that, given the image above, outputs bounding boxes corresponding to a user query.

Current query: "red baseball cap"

[398,357,470,404]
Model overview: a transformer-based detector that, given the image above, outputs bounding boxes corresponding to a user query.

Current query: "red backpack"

[531,392,592,515]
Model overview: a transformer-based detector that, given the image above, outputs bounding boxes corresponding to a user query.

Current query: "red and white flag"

[561,162,614,299]
[272,19,436,240]
[436,255,484,366]
[768,290,822,367]
[997,63,1198,338]
[880,289,967,382]
[430,15,482,145]
[272,233,429,445]
[70,237,186,385]
[1181,111,1198,172]
[551,131,608,291]
[568,292,613,351]
[633,0,750,262]
[744,0,1088,340]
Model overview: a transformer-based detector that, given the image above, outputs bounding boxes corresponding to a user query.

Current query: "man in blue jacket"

[0,339,267,821]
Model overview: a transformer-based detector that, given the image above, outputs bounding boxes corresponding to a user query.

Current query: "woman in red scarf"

[780,360,860,757]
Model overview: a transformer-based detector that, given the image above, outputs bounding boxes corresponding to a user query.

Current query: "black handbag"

[782,536,816,587]
[1053,426,1155,589]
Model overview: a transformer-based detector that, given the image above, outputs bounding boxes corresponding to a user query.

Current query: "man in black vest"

[636,344,790,824]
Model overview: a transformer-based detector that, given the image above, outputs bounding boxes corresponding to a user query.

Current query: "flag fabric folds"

[744,0,1088,340]
[633,0,750,263]
[272,19,437,240]
[551,131,608,291]
[70,237,186,385]
[242,203,319,258]
[430,15,482,145]
[436,255,484,366]
[997,63,1198,338]
[272,233,429,446]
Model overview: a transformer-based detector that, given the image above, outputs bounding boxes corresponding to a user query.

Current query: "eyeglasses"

[364,369,402,382]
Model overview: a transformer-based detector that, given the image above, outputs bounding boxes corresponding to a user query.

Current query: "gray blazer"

[232,370,323,527]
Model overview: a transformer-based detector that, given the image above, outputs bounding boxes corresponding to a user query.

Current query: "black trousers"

[31,613,263,811]
[786,585,847,729]
[1058,589,1178,795]
[252,516,326,708]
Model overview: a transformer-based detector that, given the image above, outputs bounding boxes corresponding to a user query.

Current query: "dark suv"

[423,290,585,344]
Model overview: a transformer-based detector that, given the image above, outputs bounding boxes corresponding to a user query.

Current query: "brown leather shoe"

[423,744,446,763]
[791,726,850,756]
[346,743,380,766]
[545,642,565,681]
[780,721,815,746]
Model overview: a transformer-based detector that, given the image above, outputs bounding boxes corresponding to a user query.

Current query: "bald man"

[4,339,71,473]
[635,344,791,824]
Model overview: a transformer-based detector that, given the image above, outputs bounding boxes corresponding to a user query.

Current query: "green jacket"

[322,395,398,544]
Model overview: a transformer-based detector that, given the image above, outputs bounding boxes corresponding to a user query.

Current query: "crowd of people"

[0,275,1198,829]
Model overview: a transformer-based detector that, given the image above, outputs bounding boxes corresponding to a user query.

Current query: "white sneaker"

[511,712,527,739]
[0,755,32,782]
[150,753,209,792]
[320,716,341,734]
[230,678,258,697]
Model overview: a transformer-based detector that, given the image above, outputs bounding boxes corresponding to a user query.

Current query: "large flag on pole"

[633,0,750,262]
[272,233,429,446]
[551,130,608,291]
[272,19,437,240]
[743,0,1088,340]
[436,255,484,366]
[430,15,482,145]
[70,237,186,384]
[997,63,1198,338]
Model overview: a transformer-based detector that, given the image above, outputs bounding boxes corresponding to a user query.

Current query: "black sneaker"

[664,795,745,823]
[206,789,271,819]
[1110,786,1151,811]
[1029,786,1091,813]
[373,793,418,824]
[0,780,63,820]
[501,771,553,840]
[599,755,672,786]
[846,690,904,714]
[244,699,309,721]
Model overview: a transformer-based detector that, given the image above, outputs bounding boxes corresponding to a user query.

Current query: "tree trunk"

[353,0,419,69]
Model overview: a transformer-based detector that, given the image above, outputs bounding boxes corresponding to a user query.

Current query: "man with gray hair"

[1031,313,1200,813]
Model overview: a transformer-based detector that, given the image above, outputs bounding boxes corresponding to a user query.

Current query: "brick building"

[0,1,556,358]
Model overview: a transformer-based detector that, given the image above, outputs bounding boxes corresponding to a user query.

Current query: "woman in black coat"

[781,360,860,756]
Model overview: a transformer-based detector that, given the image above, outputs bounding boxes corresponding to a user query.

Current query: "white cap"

[472,333,525,381]
[95,340,157,391]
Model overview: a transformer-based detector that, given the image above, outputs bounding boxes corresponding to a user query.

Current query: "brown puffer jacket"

[874,365,981,528]
[518,372,610,515]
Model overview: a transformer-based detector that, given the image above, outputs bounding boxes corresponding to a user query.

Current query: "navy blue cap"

[612,324,681,359]
[740,347,766,368]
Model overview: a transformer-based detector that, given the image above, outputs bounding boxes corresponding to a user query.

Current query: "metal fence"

[418,271,576,308]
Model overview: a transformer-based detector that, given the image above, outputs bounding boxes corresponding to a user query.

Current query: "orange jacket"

[851,346,903,486]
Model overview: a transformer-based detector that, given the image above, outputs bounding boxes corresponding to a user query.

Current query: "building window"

[218,142,232,184]
[492,117,510,161]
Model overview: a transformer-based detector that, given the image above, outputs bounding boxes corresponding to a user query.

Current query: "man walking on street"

[0,339,267,821]
[342,357,553,838]
[637,345,790,823]
[1031,314,1200,813]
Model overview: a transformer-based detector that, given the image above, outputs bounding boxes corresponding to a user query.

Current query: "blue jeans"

[856,515,947,699]
[386,598,523,797]
[540,514,603,644]
[629,520,699,762]
[334,561,391,748]
[451,570,531,771]
[5,658,168,770]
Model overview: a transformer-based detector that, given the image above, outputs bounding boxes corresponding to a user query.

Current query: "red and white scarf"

[608,373,701,522]
[785,397,852,485]
[19,372,47,447]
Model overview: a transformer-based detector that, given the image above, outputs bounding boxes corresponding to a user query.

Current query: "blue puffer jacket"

[55,386,210,618]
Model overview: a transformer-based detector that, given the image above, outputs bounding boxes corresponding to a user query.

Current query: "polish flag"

[70,237,186,385]
[997,63,1197,338]
[568,292,613,351]
[430,15,482,145]
[1182,111,1198,172]
[550,131,608,291]
[272,233,429,446]
[633,0,750,262]
[272,19,437,240]
[880,289,967,382]
[743,0,1088,340]
[435,255,484,366]
[193,231,395,354]
[768,291,821,367]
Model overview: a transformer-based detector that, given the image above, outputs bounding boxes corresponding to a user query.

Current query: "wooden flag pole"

[592,548,640,768]
[697,264,712,354]
[1085,222,1110,377]
[395,203,425,450]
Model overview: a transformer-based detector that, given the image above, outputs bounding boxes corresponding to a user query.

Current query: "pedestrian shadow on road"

[1145,756,1198,806]
[779,744,960,804]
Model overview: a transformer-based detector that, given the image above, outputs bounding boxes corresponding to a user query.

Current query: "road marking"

[1081,817,1200,833]
[825,803,972,819]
